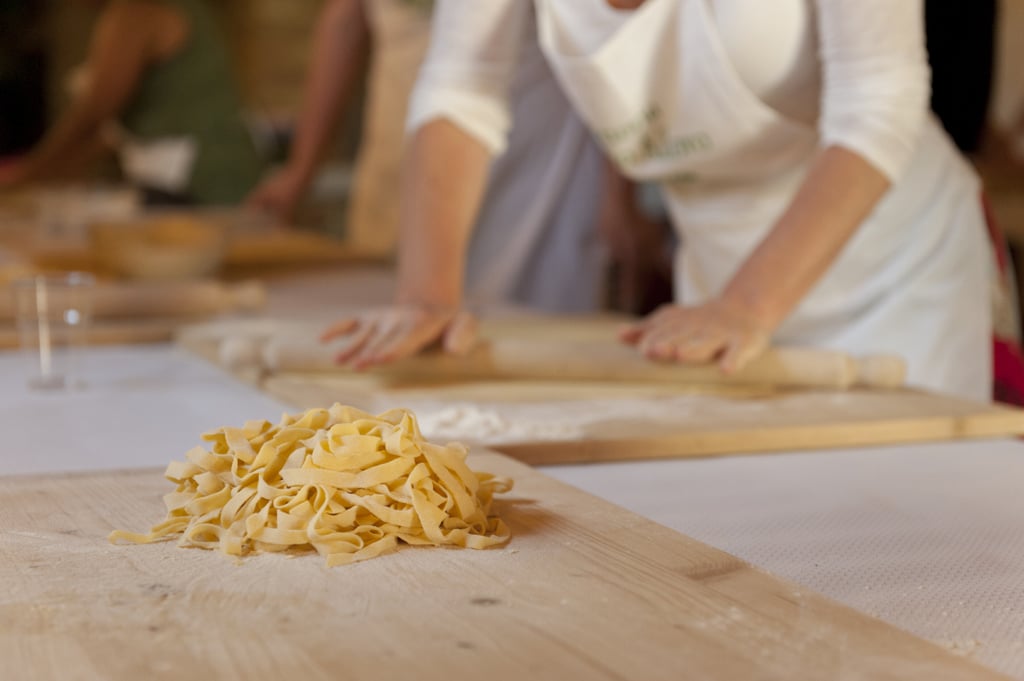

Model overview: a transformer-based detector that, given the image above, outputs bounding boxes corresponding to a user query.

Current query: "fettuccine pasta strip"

[109,404,512,566]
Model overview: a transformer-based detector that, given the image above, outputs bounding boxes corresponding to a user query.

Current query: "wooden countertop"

[0,451,1008,681]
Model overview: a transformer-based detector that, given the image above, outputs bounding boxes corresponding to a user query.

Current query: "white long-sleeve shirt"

[408,0,931,182]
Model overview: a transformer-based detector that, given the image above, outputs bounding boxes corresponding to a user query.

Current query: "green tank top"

[119,0,266,205]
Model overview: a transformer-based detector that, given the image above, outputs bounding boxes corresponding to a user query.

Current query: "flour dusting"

[416,404,583,443]
[403,394,749,445]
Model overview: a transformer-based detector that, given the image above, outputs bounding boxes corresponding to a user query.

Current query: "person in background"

[245,0,372,233]
[0,0,266,206]
[323,0,997,402]
[924,0,1024,172]
[247,0,609,313]
[923,0,1024,404]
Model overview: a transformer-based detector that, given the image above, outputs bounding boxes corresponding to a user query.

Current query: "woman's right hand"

[321,304,479,370]
[246,166,308,223]
[324,121,491,369]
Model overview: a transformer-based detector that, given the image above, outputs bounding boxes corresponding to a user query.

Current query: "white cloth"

[407,0,991,400]
[117,134,197,194]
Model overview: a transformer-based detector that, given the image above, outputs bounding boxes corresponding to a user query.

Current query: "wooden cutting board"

[0,277,271,352]
[224,228,385,268]
[261,374,1024,465]
[0,280,266,321]
[174,316,1024,465]
[4,206,381,276]
[0,453,1007,681]
[0,279,268,349]
[0,319,180,349]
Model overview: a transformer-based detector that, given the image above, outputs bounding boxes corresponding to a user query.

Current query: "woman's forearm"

[16,2,158,184]
[15,104,106,182]
[720,145,891,330]
[287,0,371,182]
[396,119,491,307]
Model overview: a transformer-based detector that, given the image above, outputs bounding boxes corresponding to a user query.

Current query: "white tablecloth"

[543,441,1024,679]
[0,344,289,476]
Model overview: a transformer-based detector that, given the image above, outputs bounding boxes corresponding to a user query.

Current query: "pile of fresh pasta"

[109,404,512,566]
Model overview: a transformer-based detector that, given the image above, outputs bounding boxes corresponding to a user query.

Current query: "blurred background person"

[0,0,266,206]
[925,0,1024,170]
[923,0,1024,403]
[247,0,612,313]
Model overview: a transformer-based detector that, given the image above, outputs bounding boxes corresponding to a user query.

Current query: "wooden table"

[2,264,1023,679]
[0,451,1008,681]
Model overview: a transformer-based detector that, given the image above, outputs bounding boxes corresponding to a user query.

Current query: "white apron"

[117,133,197,195]
[536,0,991,400]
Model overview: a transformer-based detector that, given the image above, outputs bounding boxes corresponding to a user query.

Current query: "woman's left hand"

[619,298,772,374]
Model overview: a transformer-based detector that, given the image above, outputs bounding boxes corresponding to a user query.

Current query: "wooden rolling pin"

[0,279,266,320]
[237,336,907,390]
[0,319,178,349]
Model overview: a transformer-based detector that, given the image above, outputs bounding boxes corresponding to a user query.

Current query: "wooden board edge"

[0,320,178,350]
[496,412,1024,466]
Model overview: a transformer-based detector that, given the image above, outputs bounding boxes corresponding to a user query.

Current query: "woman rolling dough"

[326,0,993,401]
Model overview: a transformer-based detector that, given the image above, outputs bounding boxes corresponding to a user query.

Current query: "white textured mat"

[543,440,1024,679]
[0,345,289,476]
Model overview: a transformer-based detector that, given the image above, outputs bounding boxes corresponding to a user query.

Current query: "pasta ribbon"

[109,405,512,566]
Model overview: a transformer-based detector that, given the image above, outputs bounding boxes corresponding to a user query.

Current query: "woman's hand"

[619,298,772,373]
[622,147,891,375]
[246,166,308,224]
[321,304,478,370]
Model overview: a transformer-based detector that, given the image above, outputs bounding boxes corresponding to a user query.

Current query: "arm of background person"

[0,1,176,187]
[623,0,931,371]
[321,0,532,367]
[246,0,371,221]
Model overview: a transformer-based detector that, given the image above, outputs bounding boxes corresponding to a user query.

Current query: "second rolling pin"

[0,279,266,320]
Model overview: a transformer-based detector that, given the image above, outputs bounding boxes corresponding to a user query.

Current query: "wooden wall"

[217,0,323,116]
[994,0,1024,129]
